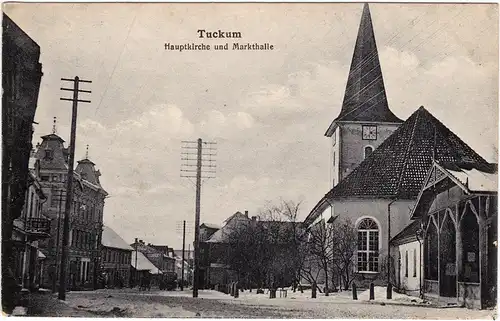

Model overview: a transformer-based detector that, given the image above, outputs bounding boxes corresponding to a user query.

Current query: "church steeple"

[326,3,402,136]
[326,3,405,186]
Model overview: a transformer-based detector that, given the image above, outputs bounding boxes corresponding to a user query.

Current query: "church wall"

[338,122,400,181]
[334,198,415,279]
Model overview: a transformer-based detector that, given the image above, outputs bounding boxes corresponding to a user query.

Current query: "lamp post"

[415,227,424,299]
[387,199,397,299]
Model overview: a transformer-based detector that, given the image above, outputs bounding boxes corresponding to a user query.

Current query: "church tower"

[325,4,403,186]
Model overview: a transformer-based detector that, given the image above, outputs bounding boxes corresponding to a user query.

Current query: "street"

[26,288,496,319]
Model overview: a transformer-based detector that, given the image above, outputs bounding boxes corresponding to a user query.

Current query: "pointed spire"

[327,3,402,132]
[52,117,57,134]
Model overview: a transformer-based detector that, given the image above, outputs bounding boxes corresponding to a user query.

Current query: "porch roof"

[410,161,497,219]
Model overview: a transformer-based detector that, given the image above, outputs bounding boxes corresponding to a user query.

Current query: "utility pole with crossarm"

[181,139,216,298]
[58,76,91,300]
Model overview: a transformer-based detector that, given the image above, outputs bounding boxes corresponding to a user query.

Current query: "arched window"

[364,146,373,159]
[357,218,379,272]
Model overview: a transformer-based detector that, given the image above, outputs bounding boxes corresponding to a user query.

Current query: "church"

[304,2,497,302]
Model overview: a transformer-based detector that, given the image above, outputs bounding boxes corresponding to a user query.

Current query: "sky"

[4,2,498,249]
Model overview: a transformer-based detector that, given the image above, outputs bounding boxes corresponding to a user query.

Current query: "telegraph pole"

[52,189,64,293]
[134,238,138,287]
[176,220,193,291]
[181,139,216,298]
[58,76,91,300]
[181,220,186,290]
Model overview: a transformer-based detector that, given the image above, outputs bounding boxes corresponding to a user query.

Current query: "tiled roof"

[101,226,133,251]
[390,220,421,246]
[327,106,490,200]
[326,3,402,136]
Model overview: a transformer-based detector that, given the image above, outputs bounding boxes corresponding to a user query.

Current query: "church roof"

[326,4,402,136]
[306,106,491,225]
[327,106,490,199]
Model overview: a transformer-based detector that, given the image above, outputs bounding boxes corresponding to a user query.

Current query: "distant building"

[407,161,497,309]
[2,12,44,311]
[202,211,302,289]
[173,249,193,285]
[130,251,162,287]
[130,240,175,275]
[101,226,133,288]
[34,132,107,290]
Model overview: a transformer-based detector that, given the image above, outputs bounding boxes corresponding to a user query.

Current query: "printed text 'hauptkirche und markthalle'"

[164,29,275,52]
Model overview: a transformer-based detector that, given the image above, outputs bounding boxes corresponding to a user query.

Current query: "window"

[332,131,336,147]
[364,146,373,159]
[44,149,54,160]
[405,250,409,277]
[357,218,379,272]
[41,176,50,182]
[413,249,417,277]
[332,151,336,166]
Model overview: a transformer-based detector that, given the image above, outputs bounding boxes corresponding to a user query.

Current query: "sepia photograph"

[1,1,498,318]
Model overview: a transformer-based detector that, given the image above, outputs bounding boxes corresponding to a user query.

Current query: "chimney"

[134,238,138,244]
[244,210,248,217]
[251,216,257,221]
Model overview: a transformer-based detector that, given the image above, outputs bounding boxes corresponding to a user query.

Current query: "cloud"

[199,110,256,139]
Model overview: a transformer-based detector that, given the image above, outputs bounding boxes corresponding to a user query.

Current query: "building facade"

[390,221,422,297]
[101,226,133,288]
[131,240,175,275]
[2,13,44,312]
[410,161,497,309]
[11,157,50,291]
[35,132,107,290]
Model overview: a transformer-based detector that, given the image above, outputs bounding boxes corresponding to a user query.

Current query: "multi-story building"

[11,156,50,291]
[101,226,133,288]
[35,131,107,290]
[2,13,44,312]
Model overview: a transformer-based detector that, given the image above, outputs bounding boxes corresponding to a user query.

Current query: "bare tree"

[330,217,358,290]
[303,219,334,295]
[220,199,307,291]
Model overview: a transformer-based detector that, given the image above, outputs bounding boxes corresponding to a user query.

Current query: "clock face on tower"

[362,125,377,140]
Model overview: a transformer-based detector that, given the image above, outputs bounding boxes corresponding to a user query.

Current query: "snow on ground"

[62,288,497,319]
[65,291,197,317]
